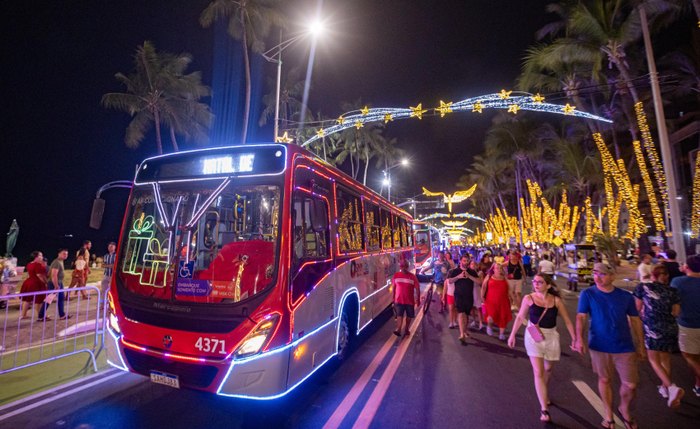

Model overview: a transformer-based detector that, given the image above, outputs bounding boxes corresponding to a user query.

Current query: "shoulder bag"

[526,296,549,343]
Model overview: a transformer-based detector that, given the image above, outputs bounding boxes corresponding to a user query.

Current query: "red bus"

[104,143,414,399]
[412,221,439,269]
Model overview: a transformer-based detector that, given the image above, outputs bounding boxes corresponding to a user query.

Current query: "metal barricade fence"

[0,285,102,375]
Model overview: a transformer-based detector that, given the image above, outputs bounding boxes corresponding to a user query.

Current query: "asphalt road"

[2,280,699,429]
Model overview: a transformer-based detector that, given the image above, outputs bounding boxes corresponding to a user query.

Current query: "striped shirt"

[103,252,116,277]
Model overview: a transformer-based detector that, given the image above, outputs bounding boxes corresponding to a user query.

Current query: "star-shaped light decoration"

[436,100,453,118]
[563,103,576,115]
[410,103,428,119]
[316,128,325,138]
[531,93,545,103]
[275,131,293,143]
[354,120,364,129]
[336,116,346,125]
[508,104,521,114]
[360,106,370,116]
[472,102,484,113]
[498,89,512,99]
[384,113,394,124]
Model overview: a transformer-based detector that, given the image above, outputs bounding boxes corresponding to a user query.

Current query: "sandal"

[459,335,468,345]
[540,410,551,422]
[37,317,52,322]
[617,408,638,429]
[600,419,615,429]
[392,330,401,337]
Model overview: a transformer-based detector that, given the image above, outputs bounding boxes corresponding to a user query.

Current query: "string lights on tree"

[632,140,665,231]
[692,151,700,238]
[635,102,669,221]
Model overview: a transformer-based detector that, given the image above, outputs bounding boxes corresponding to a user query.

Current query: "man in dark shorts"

[448,255,480,344]
[392,259,421,338]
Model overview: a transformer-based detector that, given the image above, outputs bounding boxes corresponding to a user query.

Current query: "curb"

[0,367,119,417]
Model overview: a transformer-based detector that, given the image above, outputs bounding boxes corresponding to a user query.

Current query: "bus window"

[336,187,364,253]
[292,192,329,267]
[405,221,414,247]
[392,214,402,248]
[380,209,392,249]
[364,201,381,251]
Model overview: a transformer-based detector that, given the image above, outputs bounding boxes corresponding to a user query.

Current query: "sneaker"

[498,334,506,341]
[667,384,684,408]
[693,385,700,397]
[486,326,494,336]
[658,385,669,399]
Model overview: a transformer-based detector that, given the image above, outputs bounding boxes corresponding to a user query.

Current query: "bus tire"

[337,301,357,361]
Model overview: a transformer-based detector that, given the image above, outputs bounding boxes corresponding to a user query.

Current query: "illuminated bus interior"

[117,182,280,304]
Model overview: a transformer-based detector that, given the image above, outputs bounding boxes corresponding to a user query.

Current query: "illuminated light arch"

[422,184,477,213]
[300,91,612,147]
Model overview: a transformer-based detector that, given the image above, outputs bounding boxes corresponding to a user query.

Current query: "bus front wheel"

[337,311,352,360]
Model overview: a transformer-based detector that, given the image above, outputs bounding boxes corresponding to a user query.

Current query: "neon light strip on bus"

[217,288,361,400]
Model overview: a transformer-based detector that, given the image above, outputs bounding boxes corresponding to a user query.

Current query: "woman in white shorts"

[508,274,576,423]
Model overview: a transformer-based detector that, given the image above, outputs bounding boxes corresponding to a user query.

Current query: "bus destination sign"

[135,145,286,183]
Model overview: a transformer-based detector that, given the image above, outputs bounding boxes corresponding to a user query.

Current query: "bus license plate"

[150,371,180,389]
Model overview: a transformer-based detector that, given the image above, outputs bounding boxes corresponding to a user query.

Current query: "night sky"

[2,0,553,263]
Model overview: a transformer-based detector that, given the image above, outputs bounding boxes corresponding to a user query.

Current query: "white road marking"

[321,332,397,429]
[572,379,623,428]
[351,307,425,429]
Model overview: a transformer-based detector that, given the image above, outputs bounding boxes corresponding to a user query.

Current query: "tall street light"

[262,20,325,140]
[639,5,686,262]
[381,158,409,203]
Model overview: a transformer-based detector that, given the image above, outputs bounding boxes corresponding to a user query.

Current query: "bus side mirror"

[90,198,106,229]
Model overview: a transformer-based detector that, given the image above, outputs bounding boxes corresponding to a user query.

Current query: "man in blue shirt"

[671,254,700,397]
[574,263,644,429]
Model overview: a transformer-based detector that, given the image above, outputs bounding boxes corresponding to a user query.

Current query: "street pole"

[639,5,686,262]
[273,32,282,140]
[388,171,392,203]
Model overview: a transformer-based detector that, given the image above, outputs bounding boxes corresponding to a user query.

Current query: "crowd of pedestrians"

[7,240,116,322]
[401,246,700,427]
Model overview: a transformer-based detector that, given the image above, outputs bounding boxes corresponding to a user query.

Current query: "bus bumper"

[217,348,291,399]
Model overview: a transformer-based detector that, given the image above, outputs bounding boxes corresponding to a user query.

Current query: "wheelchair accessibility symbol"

[178,261,194,279]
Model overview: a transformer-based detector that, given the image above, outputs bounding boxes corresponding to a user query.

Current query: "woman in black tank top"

[507,274,576,423]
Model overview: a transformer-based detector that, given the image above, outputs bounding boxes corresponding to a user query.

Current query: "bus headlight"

[234,314,280,359]
[109,312,121,335]
[107,293,121,335]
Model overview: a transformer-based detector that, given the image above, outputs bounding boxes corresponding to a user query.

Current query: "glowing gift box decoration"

[142,238,169,287]
[123,214,155,274]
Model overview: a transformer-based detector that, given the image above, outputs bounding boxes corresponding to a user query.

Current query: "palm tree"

[101,41,213,154]
[259,66,304,129]
[459,154,511,217]
[332,100,389,183]
[200,0,285,145]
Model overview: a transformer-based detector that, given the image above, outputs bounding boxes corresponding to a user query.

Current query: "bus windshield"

[117,180,281,305]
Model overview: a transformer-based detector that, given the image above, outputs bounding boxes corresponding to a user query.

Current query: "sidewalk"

[0,349,109,405]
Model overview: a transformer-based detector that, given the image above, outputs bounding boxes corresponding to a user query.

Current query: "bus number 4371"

[195,337,226,355]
